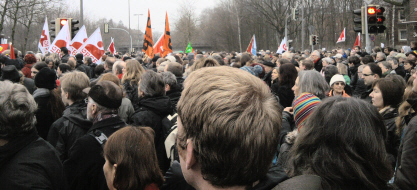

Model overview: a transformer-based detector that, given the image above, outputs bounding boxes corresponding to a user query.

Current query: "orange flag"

[162,12,172,57]
[142,9,154,58]
[10,43,15,59]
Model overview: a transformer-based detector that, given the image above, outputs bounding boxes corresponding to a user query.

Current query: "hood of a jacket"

[62,101,92,130]
[138,96,173,117]
[285,129,298,145]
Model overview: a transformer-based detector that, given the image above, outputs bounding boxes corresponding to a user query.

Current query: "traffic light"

[316,36,319,44]
[292,8,299,20]
[376,6,386,33]
[70,19,80,39]
[50,20,56,38]
[312,35,317,45]
[367,6,378,33]
[353,7,364,33]
[51,18,69,38]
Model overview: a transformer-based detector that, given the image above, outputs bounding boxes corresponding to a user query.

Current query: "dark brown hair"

[372,78,404,108]
[104,126,164,190]
[279,63,297,87]
[177,66,281,187]
[166,62,183,77]
[287,97,393,189]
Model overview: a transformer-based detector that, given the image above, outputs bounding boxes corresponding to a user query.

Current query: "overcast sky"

[65,0,220,33]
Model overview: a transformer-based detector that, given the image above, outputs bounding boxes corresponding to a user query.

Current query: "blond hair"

[60,71,90,102]
[121,59,145,86]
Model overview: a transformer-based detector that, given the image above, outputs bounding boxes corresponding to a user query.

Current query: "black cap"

[83,81,123,109]
[35,68,57,90]
[262,61,276,68]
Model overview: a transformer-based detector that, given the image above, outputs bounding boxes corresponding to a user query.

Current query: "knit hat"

[35,68,57,90]
[0,65,22,83]
[262,61,276,68]
[240,66,256,76]
[395,53,407,59]
[292,93,321,129]
[329,74,346,87]
[83,81,123,109]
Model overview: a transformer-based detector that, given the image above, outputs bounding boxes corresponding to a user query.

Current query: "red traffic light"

[377,17,385,23]
[368,7,376,15]
[377,7,385,15]
[60,19,68,26]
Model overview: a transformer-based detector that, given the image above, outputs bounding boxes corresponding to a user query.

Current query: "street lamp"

[134,14,143,52]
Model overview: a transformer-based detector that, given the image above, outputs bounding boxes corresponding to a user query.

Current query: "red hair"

[24,54,37,65]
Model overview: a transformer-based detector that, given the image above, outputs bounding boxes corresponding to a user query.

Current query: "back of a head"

[189,58,220,73]
[139,71,165,98]
[0,81,37,140]
[301,59,314,70]
[99,73,121,86]
[166,62,183,77]
[348,56,361,65]
[60,71,90,102]
[67,60,76,70]
[240,53,252,65]
[324,65,339,84]
[279,63,297,86]
[122,59,145,85]
[104,126,164,190]
[105,57,116,69]
[298,70,330,99]
[373,78,404,108]
[367,63,383,78]
[287,97,392,189]
[177,66,281,187]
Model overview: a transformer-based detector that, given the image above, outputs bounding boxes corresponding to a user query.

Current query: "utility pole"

[301,7,305,51]
[80,0,83,27]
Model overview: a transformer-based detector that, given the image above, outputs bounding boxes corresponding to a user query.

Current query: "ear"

[91,103,97,115]
[185,139,196,170]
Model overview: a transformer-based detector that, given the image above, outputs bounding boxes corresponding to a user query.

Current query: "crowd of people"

[0,41,417,190]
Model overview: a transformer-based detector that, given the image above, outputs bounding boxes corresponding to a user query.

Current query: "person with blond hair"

[122,59,146,107]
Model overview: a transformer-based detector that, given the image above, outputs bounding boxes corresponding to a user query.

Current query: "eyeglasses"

[334,82,345,86]
[31,71,38,74]
[362,73,374,77]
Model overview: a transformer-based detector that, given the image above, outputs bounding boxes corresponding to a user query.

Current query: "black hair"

[367,63,383,78]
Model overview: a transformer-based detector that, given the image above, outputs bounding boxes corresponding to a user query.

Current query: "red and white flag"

[48,22,71,56]
[69,25,88,56]
[38,17,51,56]
[153,34,164,56]
[353,32,361,49]
[337,28,346,43]
[107,37,116,54]
[78,28,105,64]
[276,37,288,54]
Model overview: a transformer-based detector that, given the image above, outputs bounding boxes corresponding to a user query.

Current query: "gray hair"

[0,81,37,140]
[387,57,399,65]
[139,70,166,98]
[322,57,333,65]
[312,50,321,57]
[377,52,386,60]
[379,61,392,70]
[298,70,330,99]
[158,61,170,73]
[161,71,177,89]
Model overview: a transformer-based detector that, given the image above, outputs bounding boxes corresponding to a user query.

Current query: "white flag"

[48,22,71,57]
[69,25,88,56]
[78,28,105,64]
[276,37,288,54]
[107,37,116,54]
[38,17,51,56]
[337,28,346,43]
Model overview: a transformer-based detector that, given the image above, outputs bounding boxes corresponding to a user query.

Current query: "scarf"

[93,111,118,124]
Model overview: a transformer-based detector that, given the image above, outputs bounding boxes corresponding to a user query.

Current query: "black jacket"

[314,58,323,72]
[22,78,35,94]
[360,86,372,104]
[63,116,126,190]
[61,54,70,63]
[395,65,406,78]
[274,84,294,108]
[34,91,57,139]
[123,80,140,111]
[349,64,360,92]
[131,96,173,173]
[381,108,401,168]
[161,161,288,190]
[0,130,68,190]
[395,115,417,189]
[166,89,181,113]
[263,71,272,87]
[47,101,92,161]
[76,60,90,77]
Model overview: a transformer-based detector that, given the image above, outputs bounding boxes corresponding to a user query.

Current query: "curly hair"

[24,54,37,65]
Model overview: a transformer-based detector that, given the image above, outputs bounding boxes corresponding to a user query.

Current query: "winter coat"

[33,89,57,139]
[131,96,173,173]
[395,115,417,189]
[349,64,360,91]
[61,54,69,63]
[0,130,68,190]
[380,107,401,168]
[395,65,406,78]
[263,71,272,87]
[161,161,289,190]
[360,86,372,104]
[274,84,295,108]
[22,77,35,94]
[272,175,321,190]
[21,63,34,78]
[353,78,367,98]
[277,128,298,170]
[166,89,181,113]
[123,80,140,110]
[63,116,126,190]
[328,90,350,97]
[47,101,92,161]
[313,58,323,72]
[76,60,90,76]
[119,97,135,123]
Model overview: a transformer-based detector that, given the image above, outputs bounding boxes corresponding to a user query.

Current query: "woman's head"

[287,97,392,189]
[24,54,37,65]
[103,126,164,190]
[330,74,346,94]
[370,78,404,109]
[271,67,279,81]
[138,71,165,98]
[278,63,297,86]
[293,70,329,99]
[121,59,145,85]
[31,62,48,79]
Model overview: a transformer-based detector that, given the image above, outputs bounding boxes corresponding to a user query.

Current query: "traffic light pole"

[365,3,371,53]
